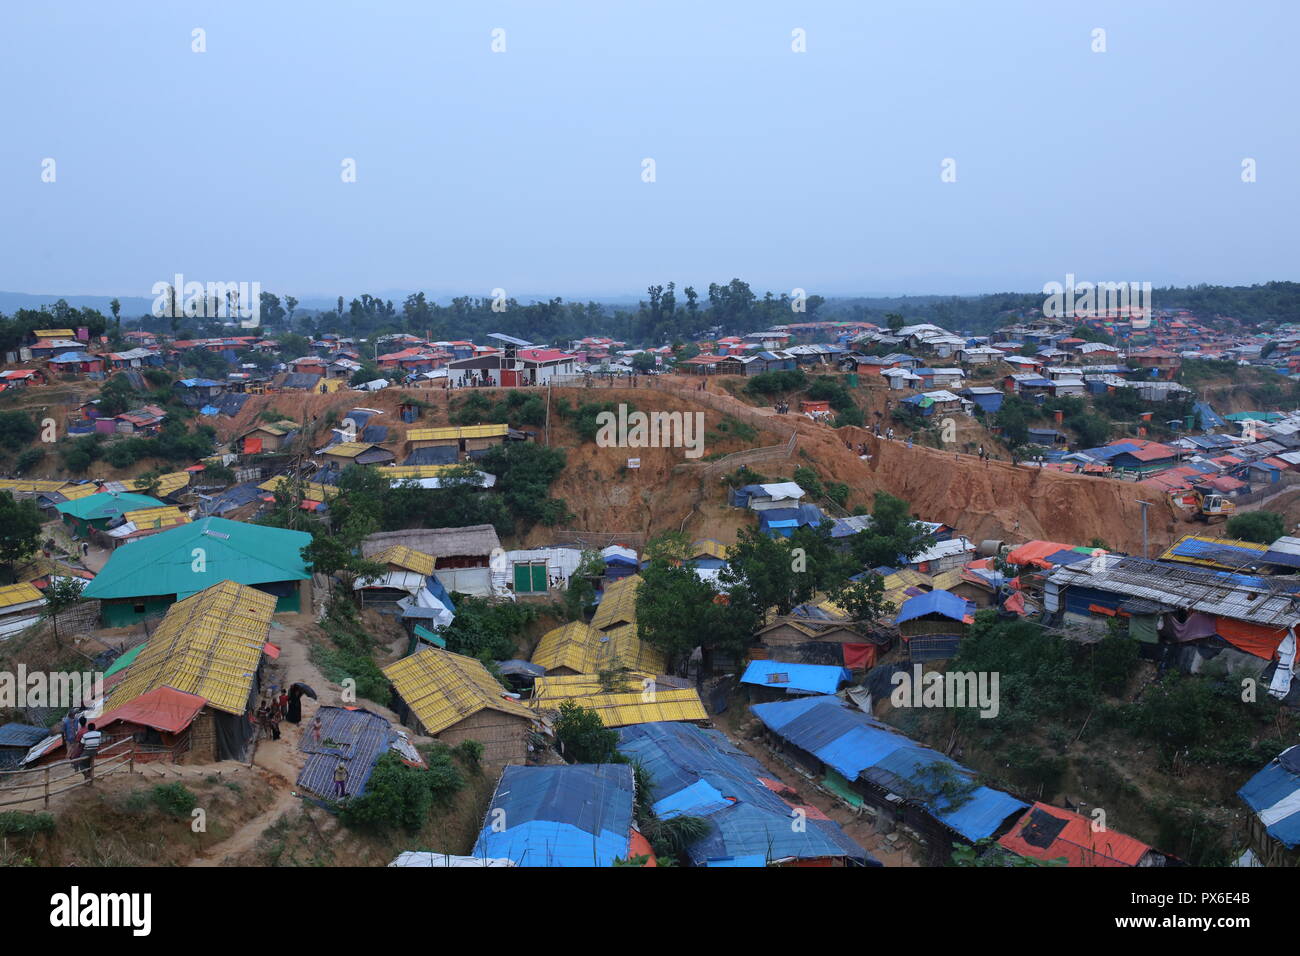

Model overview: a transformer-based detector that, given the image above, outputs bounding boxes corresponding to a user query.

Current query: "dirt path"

[189,783,298,867]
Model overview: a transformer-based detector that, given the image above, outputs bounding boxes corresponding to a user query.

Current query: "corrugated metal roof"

[105,581,274,715]
[83,517,312,601]
[1048,555,1300,628]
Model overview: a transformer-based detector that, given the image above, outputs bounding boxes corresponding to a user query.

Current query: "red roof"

[998,802,1152,867]
[96,687,207,734]
[518,349,573,363]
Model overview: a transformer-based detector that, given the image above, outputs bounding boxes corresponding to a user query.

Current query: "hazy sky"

[2,0,1296,301]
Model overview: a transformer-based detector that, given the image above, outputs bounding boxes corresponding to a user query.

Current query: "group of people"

[60,710,102,780]
[256,684,306,741]
[772,401,791,414]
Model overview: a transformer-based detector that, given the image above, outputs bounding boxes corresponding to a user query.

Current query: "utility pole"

[1137,499,1153,559]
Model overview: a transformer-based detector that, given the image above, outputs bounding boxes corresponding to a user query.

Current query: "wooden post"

[44,766,50,807]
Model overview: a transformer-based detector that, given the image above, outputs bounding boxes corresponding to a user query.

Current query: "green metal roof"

[83,516,312,601]
[102,643,143,678]
[55,492,163,521]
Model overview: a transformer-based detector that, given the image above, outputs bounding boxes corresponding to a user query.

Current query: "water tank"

[977,539,1005,557]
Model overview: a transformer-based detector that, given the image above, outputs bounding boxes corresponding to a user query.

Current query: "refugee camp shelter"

[895,590,975,661]
[739,660,850,699]
[383,648,536,764]
[104,581,276,761]
[530,616,665,675]
[362,525,501,596]
[472,763,636,866]
[0,582,46,639]
[296,706,394,802]
[82,516,312,625]
[530,673,707,728]
[1238,746,1300,867]
[56,492,164,536]
[752,696,1027,863]
[0,723,52,769]
[406,424,508,455]
[997,802,1167,867]
[91,687,208,764]
[618,721,873,867]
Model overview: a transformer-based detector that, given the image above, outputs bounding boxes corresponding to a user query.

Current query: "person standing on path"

[333,762,348,798]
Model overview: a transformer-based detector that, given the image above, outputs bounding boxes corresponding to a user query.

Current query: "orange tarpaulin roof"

[1215,618,1289,660]
[95,686,207,734]
[999,802,1152,867]
[627,829,658,866]
[1006,541,1083,569]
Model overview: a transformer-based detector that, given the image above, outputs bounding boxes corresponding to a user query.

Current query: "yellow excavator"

[1193,489,1237,523]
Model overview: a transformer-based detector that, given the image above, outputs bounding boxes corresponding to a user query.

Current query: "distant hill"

[0,291,156,317]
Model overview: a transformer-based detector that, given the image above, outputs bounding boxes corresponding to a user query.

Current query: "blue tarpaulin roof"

[473,764,634,867]
[1237,747,1300,849]
[617,721,873,865]
[894,589,972,624]
[740,660,850,696]
[294,706,392,801]
[1194,402,1227,428]
[751,697,1027,842]
[0,723,52,748]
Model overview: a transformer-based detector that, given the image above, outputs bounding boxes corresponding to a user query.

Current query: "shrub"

[340,751,464,831]
[151,783,197,817]
[0,812,55,835]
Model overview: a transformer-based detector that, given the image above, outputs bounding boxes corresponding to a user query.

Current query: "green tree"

[41,577,85,647]
[1226,511,1284,545]
[829,573,895,626]
[0,491,42,570]
[555,700,621,764]
[637,558,757,672]
[849,492,935,568]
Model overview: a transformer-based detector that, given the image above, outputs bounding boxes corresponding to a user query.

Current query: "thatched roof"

[362,524,500,561]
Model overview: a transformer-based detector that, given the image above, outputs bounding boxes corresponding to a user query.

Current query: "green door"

[531,564,548,592]
[513,564,531,592]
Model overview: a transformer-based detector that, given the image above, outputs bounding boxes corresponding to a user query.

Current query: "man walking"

[79,722,102,780]
[333,761,349,799]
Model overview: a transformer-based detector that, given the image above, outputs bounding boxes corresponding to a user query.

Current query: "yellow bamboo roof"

[0,479,68,493]
[530,676,707,728]
[122,471,190,497]
[383,648,533,736]
[531,621,604,673]
[370,545,435,577]
[591,575,642,630]
[56,483,100,501]
[407,424,507,441]
[123,506,189,529]
[105,580,275,715]
[0,582,44,610]
[258,475,340,500]
[322,441,375,458]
